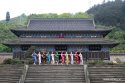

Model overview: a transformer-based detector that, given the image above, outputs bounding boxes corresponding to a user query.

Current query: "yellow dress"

[65,53,69,65]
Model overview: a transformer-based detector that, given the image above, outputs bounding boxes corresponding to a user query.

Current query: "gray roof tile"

[27,18,95,30]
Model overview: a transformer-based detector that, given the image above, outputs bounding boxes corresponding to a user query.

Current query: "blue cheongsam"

[33,52,37,64]
[47,53,51,64]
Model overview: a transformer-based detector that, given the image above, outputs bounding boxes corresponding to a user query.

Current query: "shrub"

[87,60,117,65]
[115,58,121,63]
[28,59,34,64]
[25,46,37,58]
[107,62,114,65]
[3,58,24,64]
[122,62,125,64]
[87,60,105,65]
[24,58,34,64]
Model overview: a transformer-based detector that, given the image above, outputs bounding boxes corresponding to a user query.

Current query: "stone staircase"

[24,65,85,83]
[0,65,24,83]
[88,65,125,83]
[1,64,125,83]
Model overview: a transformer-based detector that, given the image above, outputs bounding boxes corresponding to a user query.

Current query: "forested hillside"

[87,0,125,52]
[0,12,91,52]
[87,0,125,28]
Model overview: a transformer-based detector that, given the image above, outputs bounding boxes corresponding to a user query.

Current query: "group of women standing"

[32,51,83,65]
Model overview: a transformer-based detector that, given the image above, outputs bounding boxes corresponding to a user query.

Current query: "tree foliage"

[87,0,125,28]
[28,12,92,19]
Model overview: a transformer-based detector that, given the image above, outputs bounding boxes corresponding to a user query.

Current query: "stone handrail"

[84,64,90,83]
[19,64,29,83]
[110,52,125,55]
[0,53,13,55]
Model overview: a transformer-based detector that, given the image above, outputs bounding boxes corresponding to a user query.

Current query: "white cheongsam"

[70,53,74,64]
[79,53,83,65]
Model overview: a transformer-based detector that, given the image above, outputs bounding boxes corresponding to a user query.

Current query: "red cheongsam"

[61,52,65,64]
[75,52,80,64]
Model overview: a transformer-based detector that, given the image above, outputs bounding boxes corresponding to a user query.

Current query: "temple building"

[4,18,118,60]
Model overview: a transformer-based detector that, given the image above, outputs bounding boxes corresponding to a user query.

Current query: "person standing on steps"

[61,52,65,64]
[55,52,59,65]
[51,52,55,64]
[79,52,83,65]
[65,52,69,65]
[32,51,37,65]
[47,52,51,64]
[75,52,80,64]
[70,52,74,64]
[37,51,42,65]
[42,52,46,64]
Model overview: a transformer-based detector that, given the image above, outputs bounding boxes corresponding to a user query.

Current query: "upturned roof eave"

[11,28,112,32]
[3,40,119,46]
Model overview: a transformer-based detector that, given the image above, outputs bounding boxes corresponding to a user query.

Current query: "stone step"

[27,76,84,79]
[88,66,125,68]
[26,77,84,80]
[88,68,125,70]
[0,79,20,82]
[89,75,125,77]
[90,81,125,83]
[28,65,84,67]
[88,65,125,67]
[25,65,85,83]
[0,65,24,83]
[29,67,84,69]
[25,80,85,83]
[28,68,84,70]
[88,65,125,83]
[26,73,84,76]
[89,73,125,75]
[25,79,85,81]
[27,71,84,73]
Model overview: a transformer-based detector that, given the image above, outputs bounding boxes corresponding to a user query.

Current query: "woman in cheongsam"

[37,52,42,65]
[65,52,69,65]
[79,52,83,65]
[75,52,80,64]
[32,51,37,65]
[51,52,55,64]
[70,52,74,64]
[42,52,46,64]
[61,52,65,64]
[55,52,59,64]
[47,52,51,64]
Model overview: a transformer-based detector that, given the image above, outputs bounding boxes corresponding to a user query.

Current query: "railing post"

[84,64,90,83]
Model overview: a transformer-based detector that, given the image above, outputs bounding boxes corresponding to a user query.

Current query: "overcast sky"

[0,0,111,20]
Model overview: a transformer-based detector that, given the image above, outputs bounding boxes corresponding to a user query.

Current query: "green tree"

[74,12,92,18]
[59,13,73,18]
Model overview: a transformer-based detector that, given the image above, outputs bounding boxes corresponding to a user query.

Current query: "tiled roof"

[4,38,118,46]
[26,18,95,31]
[11,18,112,32]
[11,28,112,32]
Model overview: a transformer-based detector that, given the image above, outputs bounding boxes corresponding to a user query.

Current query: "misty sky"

[0,0,111,20]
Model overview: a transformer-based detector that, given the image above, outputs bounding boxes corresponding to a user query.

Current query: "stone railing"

[83,51,110,61]
[0,53,13,63]
[110,52,125,62]
[19,64,29,83]
[84,64,90,83]
[110,52,125,55]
